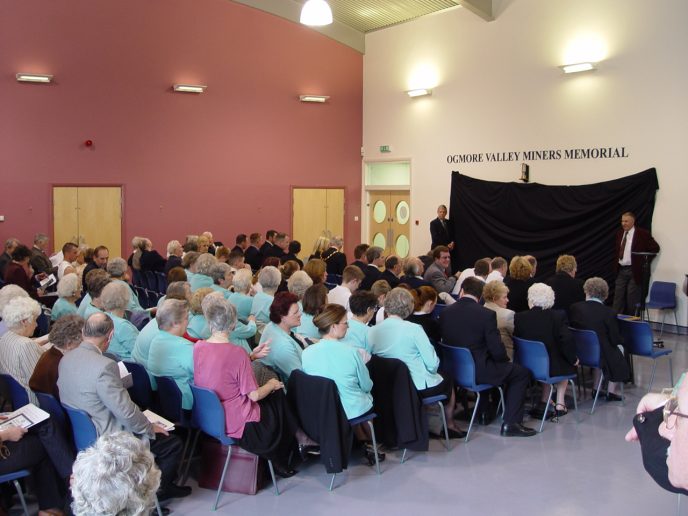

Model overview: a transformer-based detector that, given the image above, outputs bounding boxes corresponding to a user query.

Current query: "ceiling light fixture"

[406,88,432,98]
[559,62,596,74]
[173,84,207,93]
[16,73,53,83]
[300,0,333,26]
[299,94,330,103]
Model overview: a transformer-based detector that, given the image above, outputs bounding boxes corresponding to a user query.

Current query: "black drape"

[449,168,659,289]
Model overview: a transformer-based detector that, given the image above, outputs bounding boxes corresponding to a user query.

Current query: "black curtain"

[449,168,659,288]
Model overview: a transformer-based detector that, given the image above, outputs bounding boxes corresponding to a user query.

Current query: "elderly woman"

[504,256,534,313]
[197,235,211,255]
[107,257,144,313]
[209,262,234,299]
[100,281,139,360]
[72,244,91,283]
[342,290,378,357]
[148,299,194,409]
[194,296,298,478]
[0,297,45,403]
[128,236,145,271]
[514,283,579,417]
[71,432,160,516]
[287,270,313,303]
[51,273,80,322]
[278,260,300,292]
[0,284,29,337]
[368,287,463,438]
[201,292,258,355]
[303,258,327,285]
[407,286,441,342]
[189,253,216,292]
[3,244,43,300]
[483,280,515,359]
[164,239,183,275]
[77,269,111,319]
[569,277,630,401]
[228,268,254,321]
[251,266,281,325]
[259,292,307,383]
[187,287,214,340]
[296,284,327,340]
[30,314,84,397]
[370,279,392,326]
[181,251,201,283]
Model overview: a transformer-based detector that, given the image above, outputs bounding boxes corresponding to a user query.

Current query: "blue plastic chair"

[513,337,579,432]
[186,384,279,510]
[0,374,29,409]
[331,411,381,490]
[133,286,149,308]
[35,391,68,430]
[618,318,673,392]
[155,272,168,294]
[144,271,157,292]
[0,470,31,516]
[326,274,342,285]
[439,344,505,442]
[431,303,448,320]
[400,393,449,463]
[123,361,153,410]
[645,281,678,337]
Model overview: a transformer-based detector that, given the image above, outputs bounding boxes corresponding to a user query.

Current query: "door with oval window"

[368,191,410,259]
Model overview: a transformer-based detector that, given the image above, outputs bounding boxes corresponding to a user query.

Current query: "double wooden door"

[368,191,410,258]
[292,188,344,260]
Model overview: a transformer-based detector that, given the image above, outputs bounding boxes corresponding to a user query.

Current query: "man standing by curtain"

[612,211,660,315]
[429,205,454,251]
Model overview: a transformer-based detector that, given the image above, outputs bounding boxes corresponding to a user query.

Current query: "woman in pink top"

[193,294,299,477]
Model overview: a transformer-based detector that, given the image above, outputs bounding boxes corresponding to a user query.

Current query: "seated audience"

[232,233,248,255]
[156,266,188,307]
[297,284,328,340]
[303,258,327,285]
[350,243,370,272]
[164,239,184,275]
[194,296,298,477]
[483,280,515,359]
[514,283,579,418]
[399,256,432,289]
[30,233,56,277]
[228,268,254,321]
[77,269,111,319]
[3,244,43,300]
[71,432,161,516]
[72,245,91,283]
[341,290,378,357]
[0,237,20,279]
[107,257,144,313]
[227,250,250,271]
[140,238,166,273]
[187,287,214,340]
[504,256,534,312]
[407,286,441,343]
[51,272,80,322]
[264,232,288,261]
[189,253,216,291]
[209,261,233,299]
[322,236,347,275]
[360,246,384,291]
[181,251,200,283]
[453,258,490,295]
[57,242,78,280]
[369,287,464,438]
[486,256,508,283]
[569,277,630,401]
[251,266,281,325]
[100,281,139,360]
[278,260,301,292]
[30,315,84,399]
[215,245,230,263]
[546,254,585,315]
[182,235,198,253]
[0,284,29,337]
[81,245,109,294]
[282,241,303,268]
[148,299,195,410]
[423,246,458,293]
[380,255,401,288]
[244,233,263,271]
[58,312,190,501]
[309,236,330,260]
[369,279,392,326]
[524,255,537,277]
[287,270,313,304]
[196,235,211,255]
[327,265,364,310]
[127,236,145,271]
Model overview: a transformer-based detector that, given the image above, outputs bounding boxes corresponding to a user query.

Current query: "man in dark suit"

[398,257,432,289]
[380,256,401,288]
[612,211,660,315]
[321,236,347,275]
[231,233,248,255]
[30,233,56,276]
[440,277,535,437]
[429,205,454,250]
[264,232,288,261]
[350,243,370,273]
[244,232,263,271]
[360,246,384,291]
[546,254,585,315]
[259,229,278,265]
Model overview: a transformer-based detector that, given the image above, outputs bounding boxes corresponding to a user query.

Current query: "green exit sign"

[379,145,391,153]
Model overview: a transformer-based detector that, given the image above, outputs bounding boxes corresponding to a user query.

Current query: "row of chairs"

[133,285,163,309]
[132,269,167,295]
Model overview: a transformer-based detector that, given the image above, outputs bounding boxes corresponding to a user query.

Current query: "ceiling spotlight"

[406,88,432,98]
[560,62,596,74]
[300,0,333,26]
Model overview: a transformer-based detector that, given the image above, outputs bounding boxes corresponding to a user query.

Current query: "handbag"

[197,437,266,495]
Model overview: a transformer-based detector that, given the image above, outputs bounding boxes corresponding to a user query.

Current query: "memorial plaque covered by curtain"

[449,168,659,288]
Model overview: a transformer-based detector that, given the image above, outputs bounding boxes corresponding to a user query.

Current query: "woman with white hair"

[209,261,234,299]
[0,296,44,404]
[287,270,313,303]
[228,268,254,321]
[251,266,281,325]
[164,239,183,275]
[51,272,80,322]
[514,282,579,418]
[101,281,139,360]
[71,431,161,516]
[107,257,144,313]
[0,284,29,337]
[189,253,216,291]
[201,292,258,354]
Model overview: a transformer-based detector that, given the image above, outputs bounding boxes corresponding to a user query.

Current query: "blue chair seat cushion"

[650,349,673,359]
[0,470,31,483]
[541,373,577,384]
[421,394,447,405]
[348,412,377,426]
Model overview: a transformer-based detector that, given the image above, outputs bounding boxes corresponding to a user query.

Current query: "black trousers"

[34,418,75,478]
[0,434,63,510]
[149,434,184,488]
[501,363,531,425]
[613,267,640,316]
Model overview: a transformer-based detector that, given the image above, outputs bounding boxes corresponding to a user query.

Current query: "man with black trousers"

[440,277,536,437]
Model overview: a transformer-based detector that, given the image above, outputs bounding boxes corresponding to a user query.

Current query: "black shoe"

[157,484,192,502]
[272,462,297,478]
[500,423,537,437]
[606,392,623,402]
[298,444,320,461]
[363,443,385,466]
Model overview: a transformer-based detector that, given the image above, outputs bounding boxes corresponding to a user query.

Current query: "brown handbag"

[197,437,267,495]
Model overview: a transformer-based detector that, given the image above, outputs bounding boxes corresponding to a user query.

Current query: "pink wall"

[0,0,362,257]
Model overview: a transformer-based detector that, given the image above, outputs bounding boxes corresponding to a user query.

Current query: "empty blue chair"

[439,344,504,441]
[0,470,31,516]
[645,281,678,337]
[123,361,153,410]
[618,318,673,392]
[0,374,29,409]
[187,384,280,510]
[35,391,68,430]
[513,337,578,432]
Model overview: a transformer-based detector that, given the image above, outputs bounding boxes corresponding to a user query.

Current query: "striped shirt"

[0,330,45,405]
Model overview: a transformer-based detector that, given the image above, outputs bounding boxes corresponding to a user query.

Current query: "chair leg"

[13,479,29,516]
[669,357,674,387]
[677,492,682,516]
[267,460,280,496]
[591,372,604,415]
[659,311,666,338]
[329,473,336,491]
[367,420,381,475]
[621,383,625,406]
[212,445,232,511]
[466,392,480,442]
[437,400,449,450]
[177,427,193,477]
[674,311,679,335]
[539,384,554,433]
[401,448,408,463]
[497,387,505,421]
[155,495,163,516]
[181,428,201,485]
[648,360,658,393]
[569,379,579,423]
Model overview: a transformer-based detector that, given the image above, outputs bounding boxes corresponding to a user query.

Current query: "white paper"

[0,403,50,430]
[39,274,57,288]
[143,410,175,432]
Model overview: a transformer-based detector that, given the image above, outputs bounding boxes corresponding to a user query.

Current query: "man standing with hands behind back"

[430,205,454,251]
[612,211,660,316]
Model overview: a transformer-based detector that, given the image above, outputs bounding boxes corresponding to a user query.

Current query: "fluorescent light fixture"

[560,62,596,74]
[173,84,207,93]
[16,73,53,83]
[299,94,330,103]
[300,0,333,26]
[406,88,432,98]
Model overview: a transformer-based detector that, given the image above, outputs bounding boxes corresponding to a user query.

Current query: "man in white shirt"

[57,242,78,280]
[453,258,490,295]
[327,265,364,311]
[486,257,507,283]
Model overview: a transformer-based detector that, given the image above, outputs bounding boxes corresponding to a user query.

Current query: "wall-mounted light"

[16,73,53,83]
[300,0,333,26]
[299,95,330,103]
[559,62,596,74]
[406,88,432,98]
[173,84,207,93]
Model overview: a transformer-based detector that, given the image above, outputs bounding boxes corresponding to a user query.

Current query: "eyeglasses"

[662,373,688,429]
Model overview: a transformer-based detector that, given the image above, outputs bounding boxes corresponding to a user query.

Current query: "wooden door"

[389,192,411,258]
[369,191,392,255]
[53,187,79,254]
[368,190,410,258]
[292,188,345,260]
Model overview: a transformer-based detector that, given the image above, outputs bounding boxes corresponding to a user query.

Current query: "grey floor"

[165,332,688,516]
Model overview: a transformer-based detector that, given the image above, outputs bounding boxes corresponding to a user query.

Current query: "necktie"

[619,231,628,261]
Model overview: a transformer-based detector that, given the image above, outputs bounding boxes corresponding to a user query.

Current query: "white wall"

[363,0,688,326]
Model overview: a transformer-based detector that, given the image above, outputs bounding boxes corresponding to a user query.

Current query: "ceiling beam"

[457,0,493,21]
